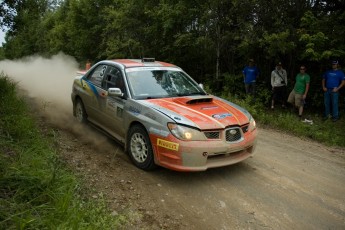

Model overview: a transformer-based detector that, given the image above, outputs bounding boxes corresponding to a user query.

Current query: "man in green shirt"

[287,65,310,119]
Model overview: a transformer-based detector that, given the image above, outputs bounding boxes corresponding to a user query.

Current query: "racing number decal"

[106,99,124,118]
[116,106,123,118]
[100,65,107,77]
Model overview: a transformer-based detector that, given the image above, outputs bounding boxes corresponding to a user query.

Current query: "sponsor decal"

[128,105,141,115]
[83,79,99,98]
[157,138,179,151]
[145,112,156,121]
[212,113,232,119]
[100,91,107,97]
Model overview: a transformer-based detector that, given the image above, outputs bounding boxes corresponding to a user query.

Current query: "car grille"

[204,126,245,142]
[204,131,220,139]
[225,127,242,142]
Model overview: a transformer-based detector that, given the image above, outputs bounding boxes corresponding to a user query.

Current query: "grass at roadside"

[229,95,345,147]
[0,75,125,229]
[1,73,344,229]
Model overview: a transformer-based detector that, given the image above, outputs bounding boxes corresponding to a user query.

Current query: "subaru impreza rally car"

[71,58,257,172]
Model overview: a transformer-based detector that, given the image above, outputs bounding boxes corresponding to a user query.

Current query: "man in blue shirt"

[242,59,260,98]
[322,60,345,122]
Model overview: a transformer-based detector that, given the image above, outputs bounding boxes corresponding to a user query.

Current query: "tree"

[1,0,345,111]
[1,0,54,58]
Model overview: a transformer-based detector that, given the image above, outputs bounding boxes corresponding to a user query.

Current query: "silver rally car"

[71,58,257,172]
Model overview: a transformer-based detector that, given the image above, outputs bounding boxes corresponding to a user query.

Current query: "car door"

[80,64,108,124]
[102,66,127,142]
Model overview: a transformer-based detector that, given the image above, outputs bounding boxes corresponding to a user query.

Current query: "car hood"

[141,95,251,130]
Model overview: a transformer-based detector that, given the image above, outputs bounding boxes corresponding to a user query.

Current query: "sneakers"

[323,115,331,121]
[301,118,313,125]
[270,105,286,109]
[323,115,339,122]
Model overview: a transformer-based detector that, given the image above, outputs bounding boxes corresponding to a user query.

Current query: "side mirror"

[108,88,123,97]
[199,83,204,89]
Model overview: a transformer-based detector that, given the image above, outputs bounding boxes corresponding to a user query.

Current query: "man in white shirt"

[271,62,287,109]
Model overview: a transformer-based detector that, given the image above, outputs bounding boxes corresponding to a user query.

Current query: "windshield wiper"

[175,92,206,97]
[145,96,167,99]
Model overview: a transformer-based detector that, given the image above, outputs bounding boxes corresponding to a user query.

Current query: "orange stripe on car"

[159,99,224,127]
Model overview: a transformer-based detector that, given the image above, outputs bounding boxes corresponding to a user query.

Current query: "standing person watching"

[271,62,287,109]
[287,65,310,120]
[322,60,345,122]
[242,59,260,99]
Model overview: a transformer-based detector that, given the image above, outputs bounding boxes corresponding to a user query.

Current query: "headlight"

[167,123,207,141]
[248,116,257,131]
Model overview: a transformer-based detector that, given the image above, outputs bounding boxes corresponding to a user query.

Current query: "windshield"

[126,68,206,99]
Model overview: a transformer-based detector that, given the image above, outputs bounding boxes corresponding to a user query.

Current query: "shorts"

[272,85,287,101]
[287,90,304,107]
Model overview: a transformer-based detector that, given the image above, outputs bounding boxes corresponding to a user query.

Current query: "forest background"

[1,0,345,112]
[1,2,345,229]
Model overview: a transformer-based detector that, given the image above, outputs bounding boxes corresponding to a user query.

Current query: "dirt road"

[42,114,345,230]
[3,54,343,229]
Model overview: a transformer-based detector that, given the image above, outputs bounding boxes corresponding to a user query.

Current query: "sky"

[0,30,6,46]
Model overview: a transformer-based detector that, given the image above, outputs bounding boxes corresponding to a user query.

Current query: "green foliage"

[217,72,271,107]
[298,10,345,62]
[1,0,345,111]
[0,47,4,60]
[260,30,296,59]
[0,75,126,229]
[299,26,331,61]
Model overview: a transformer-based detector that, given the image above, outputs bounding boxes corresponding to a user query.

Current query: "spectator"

[86,60,91,70]
[287,65,310,120]
[242,59,260,98]
[322,60,345,122]
[271,62,287,109]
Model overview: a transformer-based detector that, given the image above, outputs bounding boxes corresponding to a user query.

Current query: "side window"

[103,66,125,93]
[88,65,107,87]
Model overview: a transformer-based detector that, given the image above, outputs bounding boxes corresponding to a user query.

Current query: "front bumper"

[151,129,257,172]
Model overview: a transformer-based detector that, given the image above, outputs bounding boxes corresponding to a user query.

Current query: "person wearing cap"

[287,65,310,120]
[271,62,288,109]
[322,60,345,122]
[242,59,260,99]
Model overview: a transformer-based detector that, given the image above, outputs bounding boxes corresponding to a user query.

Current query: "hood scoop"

[173,96,213,105]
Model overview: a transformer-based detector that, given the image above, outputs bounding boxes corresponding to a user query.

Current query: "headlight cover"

[248,116,257,131]
[167,123,207,141]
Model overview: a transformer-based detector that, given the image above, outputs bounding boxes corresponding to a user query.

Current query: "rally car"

[71,58,257,172]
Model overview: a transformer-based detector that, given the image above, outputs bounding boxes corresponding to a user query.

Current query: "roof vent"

[142,58,155,63]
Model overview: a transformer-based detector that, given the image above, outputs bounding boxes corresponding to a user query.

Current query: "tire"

[127,125,156,170]
[75,99,87,123]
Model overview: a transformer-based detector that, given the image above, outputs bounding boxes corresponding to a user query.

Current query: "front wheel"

[74,99,87,123]
[127,125,156,170]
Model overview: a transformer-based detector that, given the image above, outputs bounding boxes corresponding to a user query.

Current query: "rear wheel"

[127,125,156,170]
[75,99,87,123]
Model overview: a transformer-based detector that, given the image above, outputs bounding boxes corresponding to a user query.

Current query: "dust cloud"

[0,52,116,151]
[0,52,77,109]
